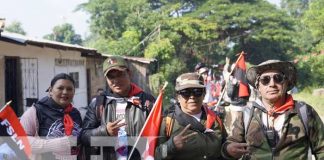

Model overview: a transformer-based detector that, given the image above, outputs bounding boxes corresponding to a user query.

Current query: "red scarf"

[203,106,223,131]
[128,83,143,97]
[64,104,74,136]
[126,83,144,106]
[268,95,294,117]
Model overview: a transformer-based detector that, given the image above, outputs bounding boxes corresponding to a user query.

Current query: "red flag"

[0,102,31,159]
[234,53,250,97]
[141,90,163,159]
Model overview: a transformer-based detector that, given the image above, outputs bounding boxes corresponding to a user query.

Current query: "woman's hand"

[106,119,126,136]
[172,124,197,150]
[226,142,249,159]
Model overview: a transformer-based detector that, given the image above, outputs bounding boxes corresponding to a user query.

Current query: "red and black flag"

[129,82,167,160]
[234,52,250,97]
[0,102,31,159]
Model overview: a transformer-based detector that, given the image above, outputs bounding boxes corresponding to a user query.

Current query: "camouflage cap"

[175,72,205,91]
[103,56,128,76]
[246,60,297,90]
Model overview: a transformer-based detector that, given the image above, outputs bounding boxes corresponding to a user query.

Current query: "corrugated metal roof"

[0,31,97,53]
[103,54,157,64]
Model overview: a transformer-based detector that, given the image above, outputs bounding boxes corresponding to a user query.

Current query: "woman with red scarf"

[20,73,82,160]
[221,60,324,160]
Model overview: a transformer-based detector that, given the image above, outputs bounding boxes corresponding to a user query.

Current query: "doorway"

[5,56,23,116]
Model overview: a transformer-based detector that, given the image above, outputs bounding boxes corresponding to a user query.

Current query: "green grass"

[293,91,324,117]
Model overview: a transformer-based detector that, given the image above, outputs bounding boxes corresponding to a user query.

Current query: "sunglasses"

[259,73,286,86]
[106,70,127,79]
[177,88,205,98]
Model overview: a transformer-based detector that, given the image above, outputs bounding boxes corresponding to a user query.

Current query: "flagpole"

[214,52,244,111]
[128,82,168,160]
[0,100,12,113]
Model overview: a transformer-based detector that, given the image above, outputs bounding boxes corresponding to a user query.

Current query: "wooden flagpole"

[213,51,245,111]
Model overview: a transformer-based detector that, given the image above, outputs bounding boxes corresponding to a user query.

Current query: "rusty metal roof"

[0,31,98,54]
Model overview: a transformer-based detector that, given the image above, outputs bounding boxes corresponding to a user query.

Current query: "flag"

[234,53,250,97]
[141,89,164,160]
[0,102,31,159]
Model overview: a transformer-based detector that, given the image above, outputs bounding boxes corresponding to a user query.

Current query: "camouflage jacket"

[222,99,324,160]
[155,104,227,160]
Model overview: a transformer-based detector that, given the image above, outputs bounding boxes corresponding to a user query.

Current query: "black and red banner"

[0,103,31,159]
[234,53,249,98]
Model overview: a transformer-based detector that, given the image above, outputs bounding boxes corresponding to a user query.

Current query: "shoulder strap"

[295,101,314,157]
[165,111,175,138]
[32,104,41,136]
[95,95,106,122]
[295,101,309,136]
[243,105,254,136]
[165,115,175,138]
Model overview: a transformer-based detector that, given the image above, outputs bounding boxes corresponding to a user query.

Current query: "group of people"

[18,55,324,160]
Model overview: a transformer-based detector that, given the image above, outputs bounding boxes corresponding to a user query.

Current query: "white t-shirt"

[261,112,286,138]
[115,102,127,160]
[189,111,202,122]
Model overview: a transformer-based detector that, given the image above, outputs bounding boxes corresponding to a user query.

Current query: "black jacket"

[81,87,155,160]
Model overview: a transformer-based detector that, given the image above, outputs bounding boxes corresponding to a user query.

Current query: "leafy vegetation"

[43,23,83,45]
[79,0,307,100]
[4,21,26,35]
[296,54,324,89]
[302,0,324,51]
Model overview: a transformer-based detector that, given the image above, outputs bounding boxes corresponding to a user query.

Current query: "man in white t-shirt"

[81,56,155,160]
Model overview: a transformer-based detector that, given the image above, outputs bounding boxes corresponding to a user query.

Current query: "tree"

[43,23,82,45]
[281,0,309,18]
[191,0,297,64]
[5,21,26,35]
[302,0,324,51]
[80,0,297,96]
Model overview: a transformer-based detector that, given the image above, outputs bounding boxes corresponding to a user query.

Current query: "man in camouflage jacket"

[221,60,324,160]
[155,73,227,160]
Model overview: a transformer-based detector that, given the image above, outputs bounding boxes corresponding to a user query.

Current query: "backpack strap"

[243,105,254,136]
[295,101,309,136]
[33,104,42,136]
[165,114,175,138]
[165,111,174,138]
[95,95,106,122]
[295,101,314,156]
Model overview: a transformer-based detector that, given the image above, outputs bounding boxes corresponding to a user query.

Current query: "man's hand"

[173,124,197,150]
[106,119,126,136]
[226,142,249,159]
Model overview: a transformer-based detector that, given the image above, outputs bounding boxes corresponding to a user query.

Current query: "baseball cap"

[175,72,205,91]
[103,56,128,76]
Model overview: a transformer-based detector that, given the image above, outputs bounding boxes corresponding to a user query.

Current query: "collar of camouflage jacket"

[254,95,294,117]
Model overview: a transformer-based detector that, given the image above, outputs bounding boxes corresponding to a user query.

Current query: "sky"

[0,0,90,38]
[0,0,280,39]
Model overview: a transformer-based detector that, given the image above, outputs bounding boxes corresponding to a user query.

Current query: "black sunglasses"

[106,70,127,79]
[259,74,286,86]
[177,88,205,98]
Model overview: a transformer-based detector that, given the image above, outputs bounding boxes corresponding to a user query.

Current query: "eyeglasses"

[259,74,286,86]
[177,88,205,98]
[106,70,127,79]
